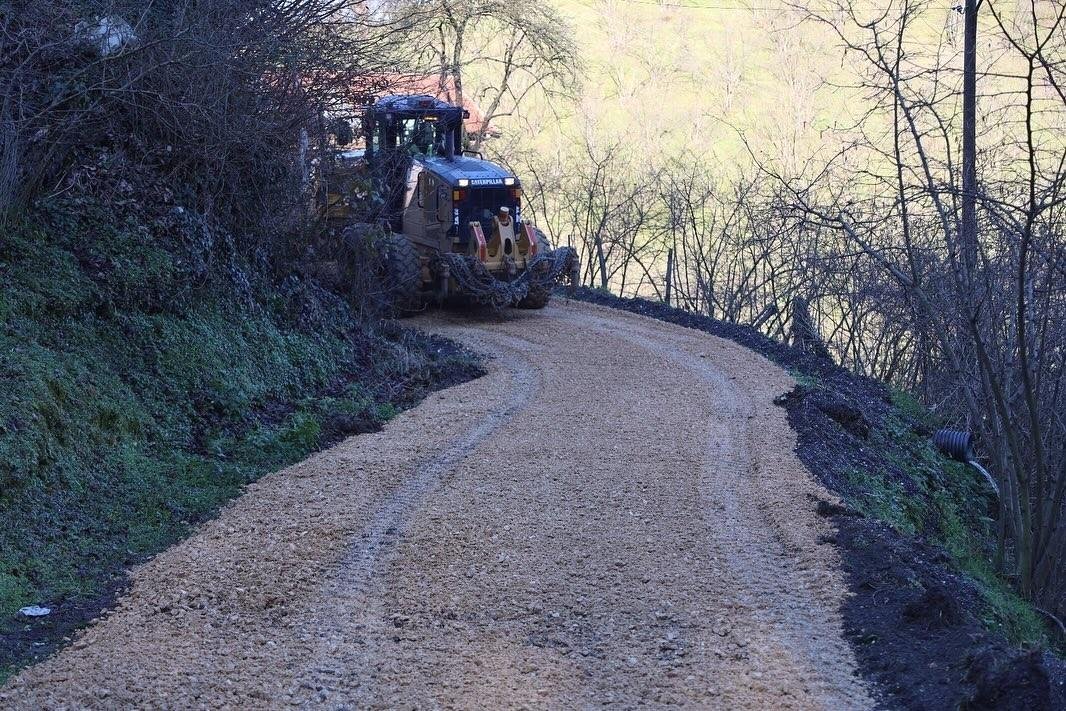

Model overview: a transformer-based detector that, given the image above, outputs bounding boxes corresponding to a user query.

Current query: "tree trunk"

[961,0,979,286]
[595,235,608,290]
[665,248,674,305]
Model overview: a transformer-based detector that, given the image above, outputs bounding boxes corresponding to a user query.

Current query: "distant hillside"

[484,0,849,168]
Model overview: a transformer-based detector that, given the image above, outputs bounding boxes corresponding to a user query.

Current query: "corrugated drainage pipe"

[933,429,1000,497]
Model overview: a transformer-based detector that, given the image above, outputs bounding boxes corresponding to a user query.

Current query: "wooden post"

[751,303,778,330]
[595,235,608,290]
[665,248,674,306]
[791,297,832,361]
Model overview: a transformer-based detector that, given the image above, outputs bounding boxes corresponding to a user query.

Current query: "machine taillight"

[510,187,523,200]
[452,188,467,202]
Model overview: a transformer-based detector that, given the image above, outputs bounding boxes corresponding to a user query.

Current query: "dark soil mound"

[963,648,1054,711]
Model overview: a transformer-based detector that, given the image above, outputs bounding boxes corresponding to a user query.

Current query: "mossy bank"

[0,195,482,682]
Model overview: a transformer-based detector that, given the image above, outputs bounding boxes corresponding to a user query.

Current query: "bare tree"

[388,0,579,148]
[768,0,1066,624]
[0,0,409,236]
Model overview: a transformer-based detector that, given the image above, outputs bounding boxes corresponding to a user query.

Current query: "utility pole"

[961,0,980,286]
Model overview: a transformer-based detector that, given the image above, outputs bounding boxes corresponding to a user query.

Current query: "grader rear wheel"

[380,233,422,315]
[516,229,553,310]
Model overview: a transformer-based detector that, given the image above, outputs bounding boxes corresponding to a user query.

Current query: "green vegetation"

[842,466,922,538]
[485,0,861,181]
[840,407,1046,647]
[788,369,820,390]
[0,198,480,681]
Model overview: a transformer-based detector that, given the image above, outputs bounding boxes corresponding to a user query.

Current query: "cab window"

[418,174,437,210]
[437,186,450,222]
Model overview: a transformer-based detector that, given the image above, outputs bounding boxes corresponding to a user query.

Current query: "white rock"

[75,16,137,56]
[19,605,51,617]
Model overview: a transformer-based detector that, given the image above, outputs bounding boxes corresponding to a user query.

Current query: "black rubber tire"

[516,229,553,310]
[380,233,422,315]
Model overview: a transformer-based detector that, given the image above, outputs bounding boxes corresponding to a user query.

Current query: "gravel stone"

[0,300,872,709]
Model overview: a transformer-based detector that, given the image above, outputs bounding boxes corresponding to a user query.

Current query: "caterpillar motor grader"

[340,95,578,311]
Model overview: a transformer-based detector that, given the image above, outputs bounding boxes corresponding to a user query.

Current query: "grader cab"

[357,95,579,311]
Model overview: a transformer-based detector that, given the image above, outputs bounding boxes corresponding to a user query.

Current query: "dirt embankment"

[2,301,873,708]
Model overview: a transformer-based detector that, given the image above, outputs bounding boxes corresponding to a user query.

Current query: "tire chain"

[439,247,578,309]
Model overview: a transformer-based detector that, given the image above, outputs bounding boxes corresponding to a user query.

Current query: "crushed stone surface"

[1,300,873,709]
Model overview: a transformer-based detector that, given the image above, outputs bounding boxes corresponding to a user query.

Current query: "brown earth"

[0,300,872,709]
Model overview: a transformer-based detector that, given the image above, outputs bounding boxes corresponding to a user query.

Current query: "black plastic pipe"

[933,428,999,497]
[933,429,974,462]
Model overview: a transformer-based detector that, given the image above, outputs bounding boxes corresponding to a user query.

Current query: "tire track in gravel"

[1,300,872,710]
[0,325,529,709]
[290,332,541,704]
[561,308,870,708]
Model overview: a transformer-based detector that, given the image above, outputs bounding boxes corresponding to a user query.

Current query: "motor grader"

[323,95,579,312]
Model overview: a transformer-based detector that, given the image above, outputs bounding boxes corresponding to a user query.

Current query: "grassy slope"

[0,196,481,681]
[514,0,1033,163]
[486,0,849,164]
[844,389,1046,645]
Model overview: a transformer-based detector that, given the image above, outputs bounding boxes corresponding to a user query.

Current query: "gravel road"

[1,300,873,709]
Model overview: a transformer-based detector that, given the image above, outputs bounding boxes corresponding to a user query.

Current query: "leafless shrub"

[0,0,407,240]
[386,0,580,149]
